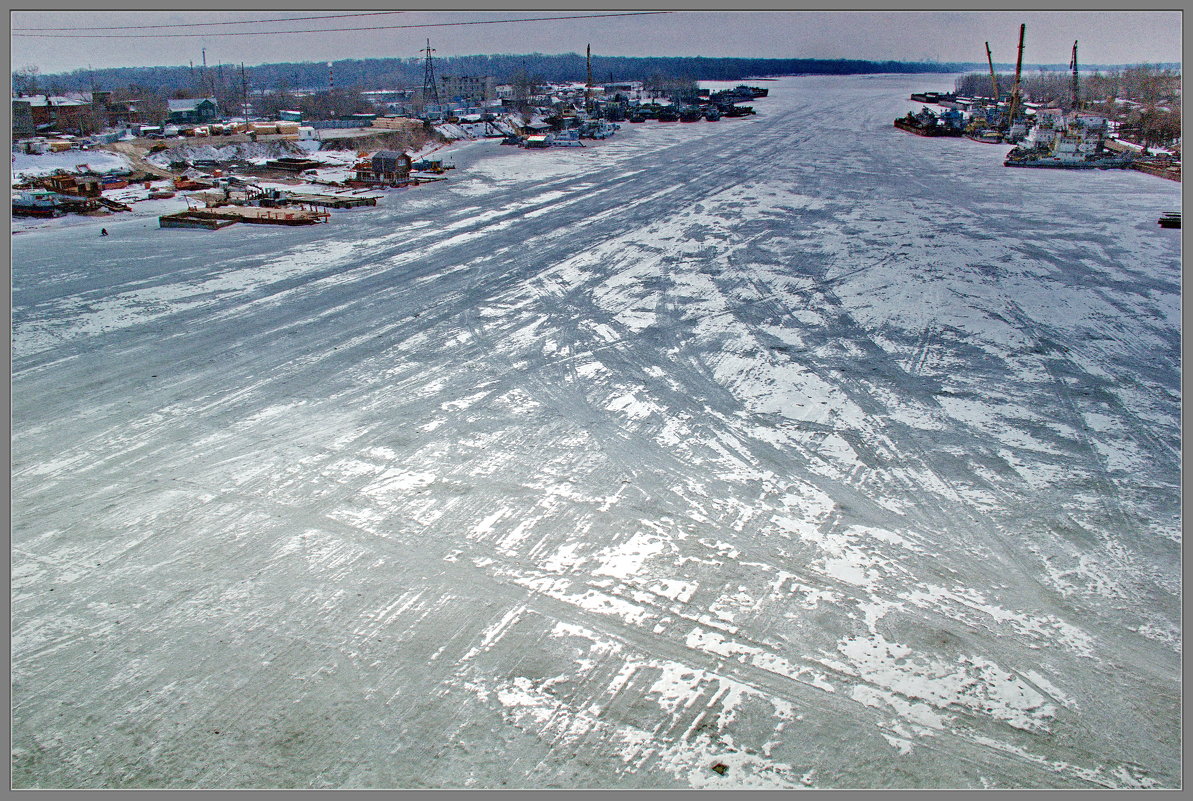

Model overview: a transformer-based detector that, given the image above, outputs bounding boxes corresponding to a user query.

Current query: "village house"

[350,150,412,186]
[166,97,220,125]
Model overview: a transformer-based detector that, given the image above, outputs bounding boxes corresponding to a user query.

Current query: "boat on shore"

[1004,139,1135,169]
[964,129,1004,144]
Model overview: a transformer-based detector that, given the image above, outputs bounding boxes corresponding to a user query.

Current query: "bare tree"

[13,65,40,96]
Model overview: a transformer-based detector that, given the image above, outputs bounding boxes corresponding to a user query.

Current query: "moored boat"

[964,129,1004,144]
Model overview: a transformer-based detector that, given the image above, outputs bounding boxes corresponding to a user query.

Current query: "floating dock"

[159,212,238,230]
[284,193,378,209]
[188,206,329,225]
[160,206,329,229]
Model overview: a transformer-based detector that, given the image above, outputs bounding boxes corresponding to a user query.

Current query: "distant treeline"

[28,54,990,95]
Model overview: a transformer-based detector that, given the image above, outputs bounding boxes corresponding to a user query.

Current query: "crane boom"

[586,44,593,114]
[985,42,1000,101]
[1070,40,1080,111]
[1007,24,1026,127]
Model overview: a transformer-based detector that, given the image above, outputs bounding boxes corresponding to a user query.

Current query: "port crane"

[985,42,1000,101]
[1006,23,1026,138]
[1069,41,1080,112]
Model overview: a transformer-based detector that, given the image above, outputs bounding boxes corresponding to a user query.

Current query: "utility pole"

[240,62,249,123]
[421,39,440,114]
[201,47,209,98]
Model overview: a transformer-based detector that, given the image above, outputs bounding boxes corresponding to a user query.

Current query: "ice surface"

[11,74,1180,790]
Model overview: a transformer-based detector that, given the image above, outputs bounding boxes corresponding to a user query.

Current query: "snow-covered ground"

[12,148,133,179]
[11,74,1181,790]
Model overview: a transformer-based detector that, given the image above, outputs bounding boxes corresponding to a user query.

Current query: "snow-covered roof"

[167,97,218,113]
[13,94,88,107]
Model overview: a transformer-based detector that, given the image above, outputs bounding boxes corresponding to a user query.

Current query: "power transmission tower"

[421,39,440,113]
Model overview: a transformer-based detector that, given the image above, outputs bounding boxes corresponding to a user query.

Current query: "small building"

[167,97,220,125]
[350,150,412,186]
[370,150,412,182]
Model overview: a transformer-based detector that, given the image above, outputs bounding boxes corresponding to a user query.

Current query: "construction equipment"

[985,42,1000,101]
[1007,24,1026,133]
[586,44,594,116]
[1069,41,1080,112]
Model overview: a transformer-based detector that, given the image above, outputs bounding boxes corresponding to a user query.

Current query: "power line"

[11,11,673,39]
[13,11,407,32]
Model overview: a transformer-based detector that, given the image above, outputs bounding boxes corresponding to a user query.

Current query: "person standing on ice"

[100,228,108,236]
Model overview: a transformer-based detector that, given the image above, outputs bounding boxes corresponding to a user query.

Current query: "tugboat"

[656,105,680,122]
[678,106,704,122]
[1158,212,1181,229]
[703,106,721,122]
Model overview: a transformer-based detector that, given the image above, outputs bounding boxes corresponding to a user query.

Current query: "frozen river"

[11,74,1181,789]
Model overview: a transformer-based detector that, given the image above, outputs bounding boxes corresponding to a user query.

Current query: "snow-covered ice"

[11,74,1180,789]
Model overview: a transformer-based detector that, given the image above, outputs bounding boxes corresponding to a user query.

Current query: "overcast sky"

[10,10,1183,77]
